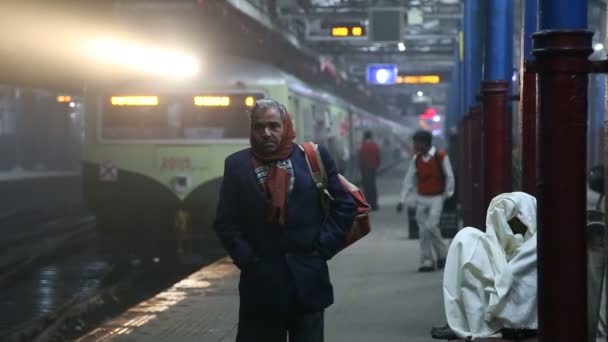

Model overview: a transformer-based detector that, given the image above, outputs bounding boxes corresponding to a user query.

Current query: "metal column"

[534,0,591,340]
[462,0,484,227]
[521,0,538,196]
[481,0,513,208]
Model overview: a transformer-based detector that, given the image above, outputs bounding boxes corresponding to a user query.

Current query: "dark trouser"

[237,257,325,342]
[237,310,324,342]
[361,168,378,209]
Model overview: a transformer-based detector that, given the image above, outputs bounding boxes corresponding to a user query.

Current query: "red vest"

[359,140,381,170]
[415,151,446,195]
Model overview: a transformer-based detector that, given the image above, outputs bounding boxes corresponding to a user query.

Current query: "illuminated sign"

[366,64,398,85]
[111,96,158,106]
[331,24,366,37]
[396,75,441,84]
[194,96,230,107]
[57,95,72,103]
[351,26,364,36]
[331,27,349,37]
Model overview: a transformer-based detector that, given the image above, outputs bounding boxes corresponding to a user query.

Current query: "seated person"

[432,192,538,340]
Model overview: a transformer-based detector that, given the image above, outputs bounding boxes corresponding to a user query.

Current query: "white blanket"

[443,192,538,339]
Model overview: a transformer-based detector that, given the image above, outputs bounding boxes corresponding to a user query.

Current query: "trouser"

[415,194,447,267]
[361,168,378,209]
[237,257,325,342]
[237,309,324,342]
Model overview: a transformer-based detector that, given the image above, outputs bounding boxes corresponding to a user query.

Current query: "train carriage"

[82,57,413,262]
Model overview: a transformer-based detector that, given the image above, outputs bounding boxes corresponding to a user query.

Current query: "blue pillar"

[463,0,483,108]
[523,0,538,60]
[539,0,587,29]
[484,0,513,81]
[447,38,461,131]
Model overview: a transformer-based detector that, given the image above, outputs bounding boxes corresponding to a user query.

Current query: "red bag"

[301,142,371,248]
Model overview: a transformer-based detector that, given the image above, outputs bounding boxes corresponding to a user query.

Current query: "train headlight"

[194,96,230,107]
[245,96,255,107]
[111,96,159,106]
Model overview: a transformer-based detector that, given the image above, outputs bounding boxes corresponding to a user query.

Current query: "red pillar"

[469,106,485,229]
[521,61,537,196]
[481,80,511,208]
[532,29,592,341]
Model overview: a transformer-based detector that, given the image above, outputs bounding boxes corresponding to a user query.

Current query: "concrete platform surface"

[77,164,549,342]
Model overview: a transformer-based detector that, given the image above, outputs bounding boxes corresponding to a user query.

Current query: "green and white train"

[82,57,413,261]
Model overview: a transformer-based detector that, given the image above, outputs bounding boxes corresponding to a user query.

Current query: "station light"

[366,64,398,85]
[331,24,366,37]
[245,96,255,107]
[87,39,200,79]
[111,96,159,106]
[57,95,72,103]
[194,96,230,107]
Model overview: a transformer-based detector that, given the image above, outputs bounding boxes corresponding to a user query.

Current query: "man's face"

[414,141,430,154]
[251,107,284,154]
[508,216,528,235]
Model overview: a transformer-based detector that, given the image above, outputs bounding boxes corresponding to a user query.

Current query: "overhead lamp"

[417,91,424,97]
[398,42,406,51]
[87,38,200,79]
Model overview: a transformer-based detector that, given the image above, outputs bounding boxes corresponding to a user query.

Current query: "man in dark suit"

[213,99,356,342]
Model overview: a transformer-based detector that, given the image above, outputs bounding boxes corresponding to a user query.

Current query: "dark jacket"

[213,143,356,313]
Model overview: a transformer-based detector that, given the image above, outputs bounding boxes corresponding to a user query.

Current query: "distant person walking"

[397,130,454,272]
[359,130,381,210]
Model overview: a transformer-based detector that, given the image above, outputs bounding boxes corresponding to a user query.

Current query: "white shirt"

[400,146,455,202]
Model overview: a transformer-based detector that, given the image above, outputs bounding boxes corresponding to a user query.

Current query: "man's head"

[364,130,373,140]
[412,130,432,155]
[250,99,287,154]
[508,216,528,235]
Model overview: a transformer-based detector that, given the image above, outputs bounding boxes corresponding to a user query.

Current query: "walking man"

[359,130,381,210]
[397,130,455,272]
[213,99,356,341]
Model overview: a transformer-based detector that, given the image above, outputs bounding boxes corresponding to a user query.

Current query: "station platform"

[78,165,451,342]
[77,163,608,342]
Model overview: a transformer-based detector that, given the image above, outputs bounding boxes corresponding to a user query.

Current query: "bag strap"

[301,142,328,189]
[301,142,332,212]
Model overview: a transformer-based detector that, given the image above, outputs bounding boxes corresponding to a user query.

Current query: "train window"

[102,98,178,139]
[181,106,250,139]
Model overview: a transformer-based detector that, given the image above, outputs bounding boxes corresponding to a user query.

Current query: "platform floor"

[78,165,452,341]
[78,164,607,342]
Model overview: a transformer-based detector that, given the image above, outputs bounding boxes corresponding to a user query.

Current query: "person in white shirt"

[397,130,455,272]
[432,192,538,340]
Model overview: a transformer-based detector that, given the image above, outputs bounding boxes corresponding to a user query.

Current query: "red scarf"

[251,112,296,225]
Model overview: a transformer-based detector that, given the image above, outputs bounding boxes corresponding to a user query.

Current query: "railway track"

[0,210,224,342]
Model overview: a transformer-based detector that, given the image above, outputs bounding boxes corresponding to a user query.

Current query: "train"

[81,56,414,263]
